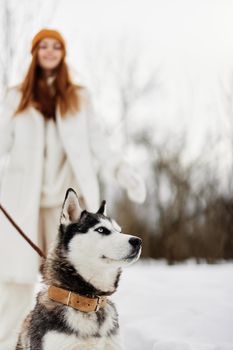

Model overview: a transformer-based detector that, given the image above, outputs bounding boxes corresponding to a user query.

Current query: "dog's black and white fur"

[16,188,142,349]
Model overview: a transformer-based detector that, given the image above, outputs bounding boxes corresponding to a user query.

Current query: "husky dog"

[16,188,142,350]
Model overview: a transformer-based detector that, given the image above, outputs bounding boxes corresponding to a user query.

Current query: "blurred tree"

[82,38,161,144]
[0,0,60,99]
[0,0,60,178]
[79,36,233,262]
[81,38,161,256]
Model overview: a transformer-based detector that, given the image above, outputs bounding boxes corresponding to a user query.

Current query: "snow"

[112,261,233,350]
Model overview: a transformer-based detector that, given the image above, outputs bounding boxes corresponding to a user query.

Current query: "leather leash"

[0,204,108,313]
[0,203,46,259]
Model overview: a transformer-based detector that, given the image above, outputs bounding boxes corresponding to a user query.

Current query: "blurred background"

[1,1,233,349]
[1,0,233,264]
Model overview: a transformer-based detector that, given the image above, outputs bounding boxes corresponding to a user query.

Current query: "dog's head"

[57,188,142,271]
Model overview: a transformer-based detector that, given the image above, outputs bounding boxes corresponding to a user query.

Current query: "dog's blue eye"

[95,227,111,235]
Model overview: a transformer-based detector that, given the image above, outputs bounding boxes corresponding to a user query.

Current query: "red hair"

[15,47,83,118]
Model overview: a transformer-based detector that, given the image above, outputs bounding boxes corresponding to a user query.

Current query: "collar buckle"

[95,296,101,312]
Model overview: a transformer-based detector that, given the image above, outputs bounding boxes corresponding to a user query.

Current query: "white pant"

[0,206,61,350]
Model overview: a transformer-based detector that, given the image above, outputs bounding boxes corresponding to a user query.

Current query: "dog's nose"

[129,237,142,248]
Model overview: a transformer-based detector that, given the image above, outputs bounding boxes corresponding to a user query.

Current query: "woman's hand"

[116,163,146,204]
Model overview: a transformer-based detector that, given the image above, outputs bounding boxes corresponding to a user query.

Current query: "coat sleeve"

[0,88,18,159]
[83,89,146,203]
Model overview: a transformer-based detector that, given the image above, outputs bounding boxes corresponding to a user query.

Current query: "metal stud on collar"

[67,291,72,306]
[95,296,101,312]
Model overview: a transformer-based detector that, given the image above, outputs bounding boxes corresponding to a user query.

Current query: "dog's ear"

[60,188,82,225]
[96,200,107,215]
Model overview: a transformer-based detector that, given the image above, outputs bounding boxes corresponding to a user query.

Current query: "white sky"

[49,1,233,155]
[51,0,233,68]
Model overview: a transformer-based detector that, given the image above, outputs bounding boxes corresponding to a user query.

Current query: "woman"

[0,29,146,349]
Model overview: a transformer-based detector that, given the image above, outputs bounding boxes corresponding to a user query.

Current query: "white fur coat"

[0,87,120,283]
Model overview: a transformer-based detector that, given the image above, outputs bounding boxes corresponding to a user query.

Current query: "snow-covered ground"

[112,260,233,350]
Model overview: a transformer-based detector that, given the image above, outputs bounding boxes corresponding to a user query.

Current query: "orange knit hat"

[31,29,66,54]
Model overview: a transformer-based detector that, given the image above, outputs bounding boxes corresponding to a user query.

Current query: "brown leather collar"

[48,285,107,313]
